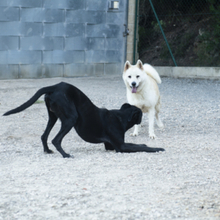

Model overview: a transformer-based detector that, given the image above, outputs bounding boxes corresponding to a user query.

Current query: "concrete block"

[0,7,19,21]
[0,64,18,79]
[19,64,63,78]
[22,22,42,37]
[65,63,104,77]
[0,22,42,36]
[0,37,19,50]
[66,10,105,24]
[86,50,121,63]
[106,38,123,50]
[0,21,19,36]
[86,24,120,38]
[7,51,42,64]
[44,23,85,37]
[65,23,85,37]
[106,50,121,63]
[20,37,64,50]
[65,37,86,50]
[86,38,105,50]
[0,51,7,64]
[44,0,85,9]
[66,10,85,23]
[85,11,105,24]
[105,63,122,75]
[106,12,124,24]
[21,8,65,22]
[44,23,65,37]
[86,0,107,11]
[86,50,105,63]
[43,50,84,64]
[0,0,42,7]
[65,63,87,77]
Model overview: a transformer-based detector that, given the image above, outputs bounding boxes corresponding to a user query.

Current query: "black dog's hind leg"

[41,110,58,154]
[119,143,165,153]
[52,119,74,158]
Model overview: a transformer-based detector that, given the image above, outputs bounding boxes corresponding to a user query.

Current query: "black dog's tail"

[3,85,56,116]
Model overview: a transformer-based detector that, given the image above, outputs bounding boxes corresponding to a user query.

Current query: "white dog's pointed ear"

[136,60,144,70]
[124,61,131,72]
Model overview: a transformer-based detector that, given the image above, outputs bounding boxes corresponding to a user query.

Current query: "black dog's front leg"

[119,143,165,153]
[104,142,115,151]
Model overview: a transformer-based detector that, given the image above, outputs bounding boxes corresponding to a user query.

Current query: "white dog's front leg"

[131,124,139,136]
[148,108,156,139]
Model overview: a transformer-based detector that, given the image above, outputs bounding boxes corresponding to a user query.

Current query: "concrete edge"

[1,66,220,80]
[155,67,220,80]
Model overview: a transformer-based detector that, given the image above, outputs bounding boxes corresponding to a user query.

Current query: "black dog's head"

[120,103,142,131]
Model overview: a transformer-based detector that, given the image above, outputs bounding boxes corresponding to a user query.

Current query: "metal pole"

[133,0,138,64]
[149,0,177,66]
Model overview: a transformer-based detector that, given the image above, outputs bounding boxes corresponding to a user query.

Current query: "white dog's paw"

[157,122,164,129]
[156,119,164,128]
[149,133,156,139]
[130,132,138,136]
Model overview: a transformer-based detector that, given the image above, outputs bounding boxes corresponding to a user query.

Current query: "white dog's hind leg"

[148,108,156,139]
[155,100,164,128]
[155,112,164,128]
[131,124,139,136]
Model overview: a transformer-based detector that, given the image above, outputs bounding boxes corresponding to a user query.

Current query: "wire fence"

[138,0,220,66]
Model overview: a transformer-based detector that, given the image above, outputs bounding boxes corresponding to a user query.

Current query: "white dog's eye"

[136,75,140,78]
[128,76,131,78]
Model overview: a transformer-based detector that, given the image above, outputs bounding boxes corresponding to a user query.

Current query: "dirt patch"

[0,76,220,219]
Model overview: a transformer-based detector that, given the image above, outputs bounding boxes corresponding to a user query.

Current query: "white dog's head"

[123,60,147,93]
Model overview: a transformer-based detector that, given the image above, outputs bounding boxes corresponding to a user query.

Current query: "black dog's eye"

[128,76,131,78]
[136,75,140,78]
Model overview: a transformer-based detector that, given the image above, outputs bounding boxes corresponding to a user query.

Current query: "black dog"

[3,82,164,158]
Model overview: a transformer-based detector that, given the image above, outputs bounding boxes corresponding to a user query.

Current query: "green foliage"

[175,32,197,58]
[160,42,170,59]
[160,32,196,60]
[138,26,157,55]
[138,0,220,66]
[196,3,220,65]
[151,20,166,34]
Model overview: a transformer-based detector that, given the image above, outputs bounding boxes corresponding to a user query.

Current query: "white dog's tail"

[143,63,161,84]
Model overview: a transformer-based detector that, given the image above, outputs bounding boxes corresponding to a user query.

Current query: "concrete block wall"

[0,0,127,79]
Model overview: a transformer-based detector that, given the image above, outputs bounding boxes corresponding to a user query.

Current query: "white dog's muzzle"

[131,82,138,93]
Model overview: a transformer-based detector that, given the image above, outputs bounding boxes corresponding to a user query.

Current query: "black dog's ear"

[128,111,134,122]
[120,103,131,110]
[128,108,142,123]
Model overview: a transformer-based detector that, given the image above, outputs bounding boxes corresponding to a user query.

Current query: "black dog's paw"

[44,149,54,154]
[63,154,74,158]
[139,144,165,153]
[154,147,165,152]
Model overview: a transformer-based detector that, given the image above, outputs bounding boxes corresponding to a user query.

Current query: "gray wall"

[0,0,127,79]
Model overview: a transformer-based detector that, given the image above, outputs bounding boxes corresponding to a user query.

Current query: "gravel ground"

[0,76,219,220]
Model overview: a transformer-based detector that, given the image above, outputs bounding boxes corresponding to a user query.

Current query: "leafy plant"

[196,3,220,65]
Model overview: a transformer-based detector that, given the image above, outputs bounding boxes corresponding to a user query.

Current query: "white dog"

[123,60,164,139]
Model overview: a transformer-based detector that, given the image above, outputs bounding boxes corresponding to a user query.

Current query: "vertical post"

[132,0,138,64]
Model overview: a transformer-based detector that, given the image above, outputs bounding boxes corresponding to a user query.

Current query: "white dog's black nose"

[132,82,136,87]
